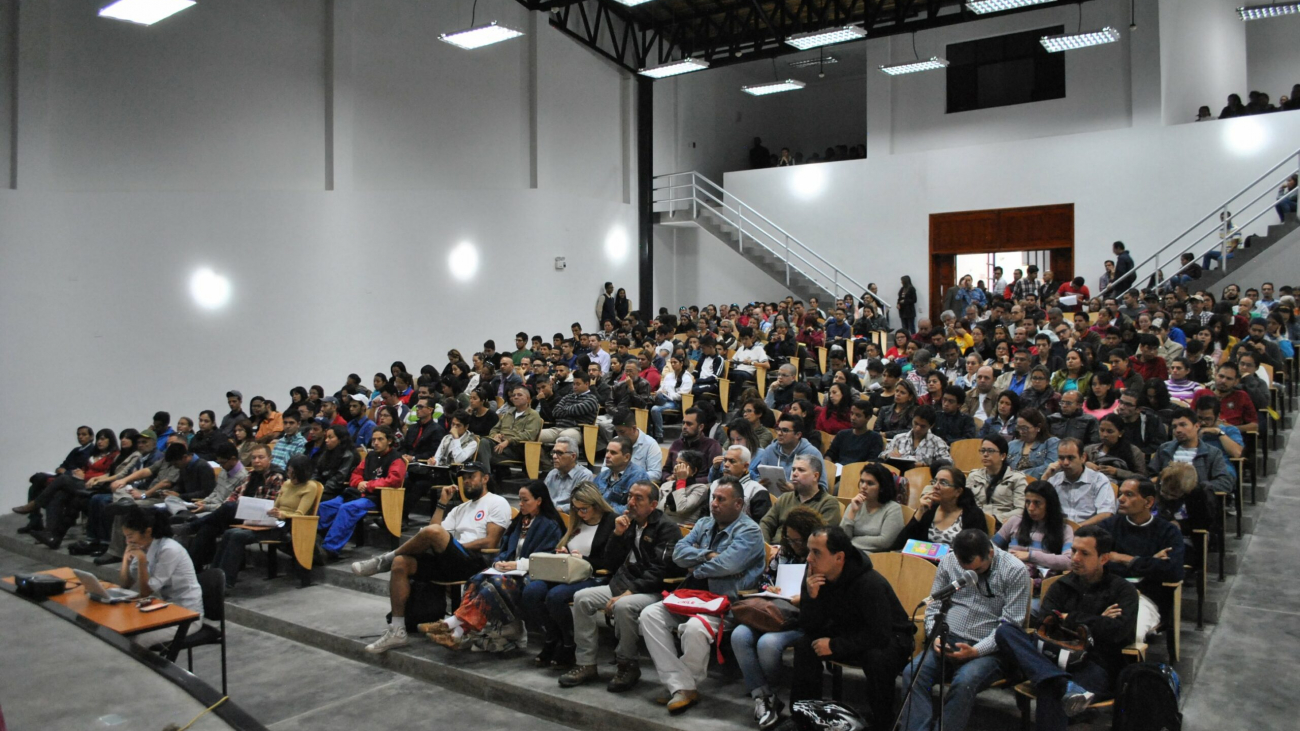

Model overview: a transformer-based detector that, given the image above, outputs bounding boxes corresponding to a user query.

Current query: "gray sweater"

[840,500,905,553]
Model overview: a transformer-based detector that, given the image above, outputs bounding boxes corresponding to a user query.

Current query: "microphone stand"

[890,596,955,731]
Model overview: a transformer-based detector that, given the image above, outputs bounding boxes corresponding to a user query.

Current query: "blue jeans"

[730,625,804,697]
[1203,250,1234,270]
[520,578,600,645]
[649,393,677,439]
[87,493,114,543]
[1278,196,1297,222]
[993,623,1110,731]
[317,495,376,552]
[898,639,1007,731]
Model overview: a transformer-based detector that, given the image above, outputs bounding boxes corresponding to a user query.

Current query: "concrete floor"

[1182,435,1300,731]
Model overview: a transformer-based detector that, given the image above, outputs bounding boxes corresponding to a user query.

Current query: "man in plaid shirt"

[898,530,1030,731]
[880,406,952,468]
[1011,265,1042,303]
[270,412,307,469]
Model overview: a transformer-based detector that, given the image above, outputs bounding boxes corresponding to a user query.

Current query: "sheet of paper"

[480,567,527,577]
[758,465,788,496]
[755,563,807,599]
[235,496,277,526]
[1059,295,1078,306]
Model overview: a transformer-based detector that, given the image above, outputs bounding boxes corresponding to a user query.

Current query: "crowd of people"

[13,260,1292,730]
[748,137,868,168]
[1198,84,1300,120]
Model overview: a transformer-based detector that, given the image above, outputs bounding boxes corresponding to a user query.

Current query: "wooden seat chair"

[836,462,867,499]
[257,481,325,587]
[493,440,544,480]
[949,439,983,472]
[903,466,932,511]
[824,457,838,492]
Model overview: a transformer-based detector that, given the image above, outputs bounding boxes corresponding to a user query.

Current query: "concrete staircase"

[1195,212,1300,291]
[656,203,838,304]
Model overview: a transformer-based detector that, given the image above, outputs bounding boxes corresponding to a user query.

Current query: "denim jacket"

[672,513,765,600]
[1006,437,1060,479]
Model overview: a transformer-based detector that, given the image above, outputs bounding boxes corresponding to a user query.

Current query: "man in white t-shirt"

[354,462,511,653]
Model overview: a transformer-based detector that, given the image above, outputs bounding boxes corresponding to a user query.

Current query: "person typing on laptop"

[117,504,204,651]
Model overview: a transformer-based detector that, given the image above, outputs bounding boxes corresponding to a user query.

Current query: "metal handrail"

[1107,148,1300,297]
[653,171,887,310]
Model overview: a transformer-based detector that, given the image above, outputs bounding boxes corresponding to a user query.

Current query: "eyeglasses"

[977,448,999,455]
[931,478,954,488]
[551,450,572,457]
[775,427,794,434]
[574,505,594,514]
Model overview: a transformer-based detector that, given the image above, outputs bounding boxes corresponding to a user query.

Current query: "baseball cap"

[459,461,487,475]
[139,429,158,439]
[226,390,242,399]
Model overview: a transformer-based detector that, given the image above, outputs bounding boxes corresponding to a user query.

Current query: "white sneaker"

[365,627,409,654]
[352,552,394,577]
[1062,682,1095,717]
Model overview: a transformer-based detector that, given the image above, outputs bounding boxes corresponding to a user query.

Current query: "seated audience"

[895,465,989,548]
[595,436,650,515]
[1098,479,1185,642]
[184,443,285,570]
[658,450,709,525]
[710,445,770,522]
[1043,438,1116,528]
[978,391,1021,441]
[814,383,854,435]
[22,428,118,548]
[269,412,307,469]
[1083,370,1120,419]
[538,371,600,471]
[1146,407,1234,497]
[638,481,764,714]
[562,480,682,690]
[482,385,542,473]
[825,400,884,466]
[188,410,231,461]
[962,366,1001,421]
[933,385,978,444]
[993,480,1074,589]
[666,408,723,484]
[730,327,770,387]
[311,425,359,502]
[1114,389,1166,457]
[1047,389,1100,445]
[1165,357,1199,404]
[840,462,905,552]
[1193,395,1245,481]
[993,525,1138,723]
[750,414,829,492]
[898,529,1029,731]
[789,526,915,727]
[1007,407,1060,479]
[759,455,841,543]
[544,435,592,511]
[1084,414,1148,481]
[731,507,824,727]
[355,462,510,653]
[211,454,320,589]
[650,354,694,441]
[612,409,664,481]
[1018,366,1059,415]
[519,483,617,664]
[882,405,953,468]
[962,435,1028,526]
[317,426,407,561]
[875,380,918,439]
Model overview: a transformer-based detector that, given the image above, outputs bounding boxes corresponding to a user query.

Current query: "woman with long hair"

[919,371,949,407]
[993,480,1072,594]
[26,428,120,550]
[311,424,360,501]
[466,388,499,437]
[522,482,618,668]
[898,275,918,334]
[964,434,1028,526]
[1165,356,1199,405]
[885,330,911,361]
[427,481,565,653]
[840,463,905,552]
[1085,414,1148,481]
[815,382,854,434]
[658,450,709,524]
[875,379,918,439]
[978,391,1021,440]
[894,464,989,548]
[1083,370,1120,419]
[232,419,258,467]
[175,416,194,444]
[614,287,630,320]
[650,354,694,441]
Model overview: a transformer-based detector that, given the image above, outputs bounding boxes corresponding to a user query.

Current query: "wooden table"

[4,567,199,660]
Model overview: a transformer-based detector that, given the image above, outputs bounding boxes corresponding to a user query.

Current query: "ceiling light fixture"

[1237,3,1300,20]
[788,55,839,68]
[879,56,950,75]
[611,0,659,6]
[98,0,195,26]
[639,57,709,78]
[1040,26,1121,52]
[785,25,867,50]
[966,0,1055,14]
[742,79,806,96]
[440,22,524,49]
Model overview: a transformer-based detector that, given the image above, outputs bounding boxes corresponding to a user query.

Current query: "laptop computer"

[72,568,139,604]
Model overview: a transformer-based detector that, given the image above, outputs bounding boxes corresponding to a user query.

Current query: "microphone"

[924,569,979,606]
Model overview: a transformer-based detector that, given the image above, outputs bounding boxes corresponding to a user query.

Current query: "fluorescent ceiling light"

[1040,26,1120,52]
[880,56,950,75]
[1237,3,1300,20]
[785,25,867,51]
[967,0,1055,14]
[788,56,839,68]
[98,0,195,26]
[639,58,709,78]
[439,22,524,50]
[611,0,658,6]
[742,79,806,96]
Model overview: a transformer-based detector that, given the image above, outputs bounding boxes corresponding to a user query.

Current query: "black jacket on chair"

[604,509,683,594]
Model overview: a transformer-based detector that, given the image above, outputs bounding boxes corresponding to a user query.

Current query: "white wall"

[653,224,794,312]
[1245,13,1300,106]
[0,0,638,506]
[1159,0,1246,125]
[714,112,1300,325]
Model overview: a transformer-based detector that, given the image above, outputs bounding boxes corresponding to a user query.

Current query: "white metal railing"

[652,171,889,311]
[1107,148,1300,297]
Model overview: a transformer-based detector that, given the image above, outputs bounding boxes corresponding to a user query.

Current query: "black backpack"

[1112,662,1182,731]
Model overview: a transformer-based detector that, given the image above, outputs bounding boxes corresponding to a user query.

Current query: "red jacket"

[1129,356,1168,382]
[815,407,853,435]
[1192,387,1257,427]
[349,449,407,494]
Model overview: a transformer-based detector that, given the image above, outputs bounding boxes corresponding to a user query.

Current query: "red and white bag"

[661,589,731,663]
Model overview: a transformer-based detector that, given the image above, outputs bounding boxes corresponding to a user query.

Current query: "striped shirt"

[925,548,1031,657]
